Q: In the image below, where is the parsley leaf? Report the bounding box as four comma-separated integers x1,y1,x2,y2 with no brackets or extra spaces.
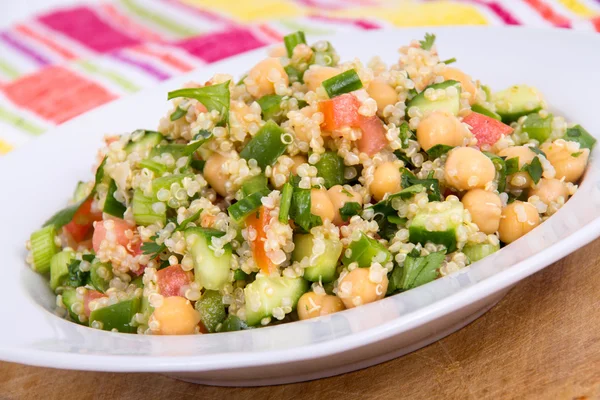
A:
563,125,596,150
483,152,507,193
339,202,361,222
168,80,231,123
170,106,187,121
529,147,546,158
441,57,456,65
419,33,436,50
521,156,543,184
505,157,520,175
64,259,91,288
426,144,454,159
401,169,441,201
141,240,166,258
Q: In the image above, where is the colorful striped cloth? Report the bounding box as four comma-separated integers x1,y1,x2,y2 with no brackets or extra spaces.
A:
1,0,599,155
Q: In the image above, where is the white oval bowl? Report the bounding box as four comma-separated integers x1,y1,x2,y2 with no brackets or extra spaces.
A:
1,27,599,387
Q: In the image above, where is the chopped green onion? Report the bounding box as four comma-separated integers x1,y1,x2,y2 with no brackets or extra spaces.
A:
167,80,231,123
284,65,303,84
241,174,269,198
240,120,288,169
310,41,337,67
283,31,307,58
322,69,363,98
50,250,74,291
170,106,187,121
279,182,293,223
441,57,456,65
228,190,269,223
256,94,283,122
30,225,59,274
315,151,345,188
563,124,596,150
103,179,127,218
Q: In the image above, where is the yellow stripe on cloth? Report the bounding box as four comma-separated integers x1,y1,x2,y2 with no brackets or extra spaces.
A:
556,0,599,17
333,2,488,27
180,0,304,22
0,139,13,154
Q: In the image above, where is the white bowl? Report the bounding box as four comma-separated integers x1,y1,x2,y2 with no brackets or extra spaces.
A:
1,27,599,387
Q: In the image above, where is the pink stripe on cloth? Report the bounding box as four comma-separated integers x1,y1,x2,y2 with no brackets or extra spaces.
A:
309,14,381,30
176,27,267,63
465,0,521,25
38,6,141,53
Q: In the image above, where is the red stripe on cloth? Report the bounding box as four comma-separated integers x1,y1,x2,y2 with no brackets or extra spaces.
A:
176,27,266,63
258,24,283,42
523,0,572,27
99,4,165,43
14,24,78,60
130,45,194,72
2,66,116,123
38,6,141,53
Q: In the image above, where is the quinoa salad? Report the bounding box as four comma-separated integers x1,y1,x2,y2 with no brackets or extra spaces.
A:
26,32,596,335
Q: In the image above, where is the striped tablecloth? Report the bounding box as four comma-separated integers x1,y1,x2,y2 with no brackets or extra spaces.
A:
1,0,599,155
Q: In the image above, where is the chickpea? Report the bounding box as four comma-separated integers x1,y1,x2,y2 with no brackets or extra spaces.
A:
416,111,469,151
303,66,341,92
367,78,397,112
498,201,541,244
290,155,306,175
297,292,345,320
338,268,388,309
246,57,288,98
269,155,307,188
461,189,502,234
371,162,402,202
529,178,569,205
327,185,363,225
444,147,496,191
150,296,200,335
311,188,335,223
268,45,286,58
203,153,228,197
541,140,589,183
498,146,536,189
441,67,478,104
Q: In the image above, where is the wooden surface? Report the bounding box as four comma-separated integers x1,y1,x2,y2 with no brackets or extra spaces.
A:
3,239,600,400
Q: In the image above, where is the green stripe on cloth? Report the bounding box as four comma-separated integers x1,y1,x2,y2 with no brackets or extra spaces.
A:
0,59,21,79
279,19,335,35
0,106,45,135
76,60,140,93
120,0,200,38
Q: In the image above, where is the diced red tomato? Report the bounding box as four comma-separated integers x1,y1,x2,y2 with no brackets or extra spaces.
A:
463,112,513,147
83,290,106,318
63,198,103,243
319,93,389,156
318,93,361,131
92,218,135,253
357,115,388,156
156,265,193,297
246,206,276,274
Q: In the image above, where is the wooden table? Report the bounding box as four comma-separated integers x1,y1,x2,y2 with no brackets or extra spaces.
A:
3,239,600,400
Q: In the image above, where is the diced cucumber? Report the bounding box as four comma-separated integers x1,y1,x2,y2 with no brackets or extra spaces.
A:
89,297,141,333
292,233,342,283
522,113,553,143
240,120,287,169
72,181,92,203
30,225,59,274
244,276,308,326
138,159,168,175
471,104,501,121
132,189,166,226
185,227,232,290
50,250,74,291
407,80,461,116
342,232,392,268
61,288,85,325
125,131,163,157
315,152,345,189
463,242,500,263
90,259,113,293
241,174,269,197
195,290,226,333
491,85,544,123
257,94,284,122
409,201,464,252
151,173,195,198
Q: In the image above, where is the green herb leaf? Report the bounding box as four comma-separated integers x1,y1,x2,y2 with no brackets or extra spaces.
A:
371,184,425,216
441,57,456,65
289,183,322,232
279,182,294,223
529,146,546,158
141,240,166,258
504,157,520,175
170,106,187,121
483,152,507,193
177,209,202,231
168,80,231,123
64,259,91,288
400,250,445,290
426,144,454,159
419,33,436,51
563,125,596,150
399,122,414,148
572,151,583,158
522,156,543,184
400,169,441,201
339,202,361,222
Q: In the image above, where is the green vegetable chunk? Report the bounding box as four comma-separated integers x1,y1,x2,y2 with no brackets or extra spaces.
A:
241,174,269,197
30,225,59,274
103,179,126,218
185,227,232,291
408,201,464,252
563,125,596,150
228,190,269,223
195,290,226,333
244,276,308,326
342,232,392,268
89,297,141,333
257,94,284,122
284,31,307,57
132,189,166,226
167,80,231,123
61,288,85,325
50,250,74,291
218,315,251,332
522,113,553,143
407,80,461,116
90,259,113,293
315,151,345,188
463,243,500,263
400,250,446,290
491,84,544,123
279,182,293,223
471,104,501,121
322,69,363,98
292,233,342,283
240,120,288,169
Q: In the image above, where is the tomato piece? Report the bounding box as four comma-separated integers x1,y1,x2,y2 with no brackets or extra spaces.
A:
84,290,106,318
319,93,361,131
92,219,135,253
156,265,193,297
63,198,102,242
246,206,275,274
357,115,389,156
464,111,513,146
